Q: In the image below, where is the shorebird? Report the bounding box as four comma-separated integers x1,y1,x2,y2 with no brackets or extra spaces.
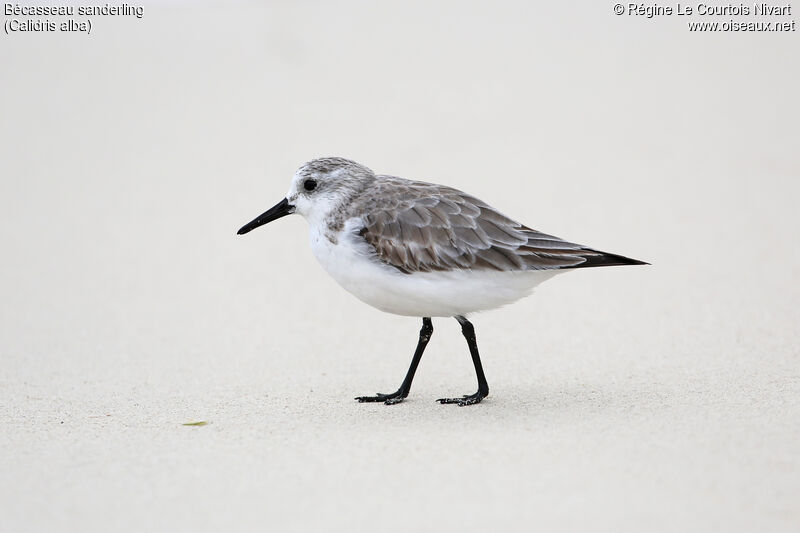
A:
238,157,646,406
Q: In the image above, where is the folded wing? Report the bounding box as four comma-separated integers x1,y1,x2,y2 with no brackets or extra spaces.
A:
353,177,646,274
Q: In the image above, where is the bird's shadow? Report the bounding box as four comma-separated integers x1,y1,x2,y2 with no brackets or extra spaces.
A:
339,380,672,425
476,381,672,421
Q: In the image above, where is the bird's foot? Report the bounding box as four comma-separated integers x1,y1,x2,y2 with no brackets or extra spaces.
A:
355,390,407,405
437,391,487,406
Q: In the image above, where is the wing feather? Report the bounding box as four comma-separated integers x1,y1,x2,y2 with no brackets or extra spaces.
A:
353,176,645,273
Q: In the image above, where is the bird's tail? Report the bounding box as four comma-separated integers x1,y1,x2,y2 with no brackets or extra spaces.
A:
574,249,649,268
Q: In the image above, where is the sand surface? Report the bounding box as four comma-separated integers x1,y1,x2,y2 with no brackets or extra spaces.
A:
1,2,798,531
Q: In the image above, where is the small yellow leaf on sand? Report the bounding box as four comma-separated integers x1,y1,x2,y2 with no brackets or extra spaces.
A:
182,421,208,426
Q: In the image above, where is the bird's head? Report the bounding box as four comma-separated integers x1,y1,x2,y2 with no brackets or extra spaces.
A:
237,157,374,235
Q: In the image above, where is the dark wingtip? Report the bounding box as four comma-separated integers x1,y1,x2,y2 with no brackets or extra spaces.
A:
574,251,650,269
615,257,649,266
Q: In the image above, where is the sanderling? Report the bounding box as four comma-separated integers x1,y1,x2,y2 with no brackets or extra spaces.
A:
238,157,647,406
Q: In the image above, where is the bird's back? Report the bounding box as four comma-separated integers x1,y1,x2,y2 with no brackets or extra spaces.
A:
347,175,646,275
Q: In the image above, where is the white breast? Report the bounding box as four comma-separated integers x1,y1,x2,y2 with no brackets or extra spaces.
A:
309,218,562,317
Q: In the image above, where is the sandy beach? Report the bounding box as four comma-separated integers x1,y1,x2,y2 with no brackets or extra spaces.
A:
1,2,798,531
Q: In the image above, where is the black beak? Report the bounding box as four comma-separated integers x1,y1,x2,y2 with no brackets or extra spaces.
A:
237,198,295,235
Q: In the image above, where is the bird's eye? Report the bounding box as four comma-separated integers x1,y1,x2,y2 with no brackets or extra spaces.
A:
304,179,317,191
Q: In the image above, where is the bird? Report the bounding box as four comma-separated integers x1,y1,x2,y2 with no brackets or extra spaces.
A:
237,157,647,406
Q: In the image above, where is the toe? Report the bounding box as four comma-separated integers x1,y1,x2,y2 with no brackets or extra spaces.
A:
384,397,404,405
355,395,384,402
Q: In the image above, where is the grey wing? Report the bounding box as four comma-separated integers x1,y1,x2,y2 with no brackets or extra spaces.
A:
355,179,645,274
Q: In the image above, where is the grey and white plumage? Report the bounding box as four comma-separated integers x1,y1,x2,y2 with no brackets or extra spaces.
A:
238,157,647,405
351,173,640,274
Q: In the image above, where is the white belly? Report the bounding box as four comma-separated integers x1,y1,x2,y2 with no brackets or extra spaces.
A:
309,224,561,318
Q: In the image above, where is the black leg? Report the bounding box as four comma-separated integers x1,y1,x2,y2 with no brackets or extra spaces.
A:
356,317,433,405
437,316,489,406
